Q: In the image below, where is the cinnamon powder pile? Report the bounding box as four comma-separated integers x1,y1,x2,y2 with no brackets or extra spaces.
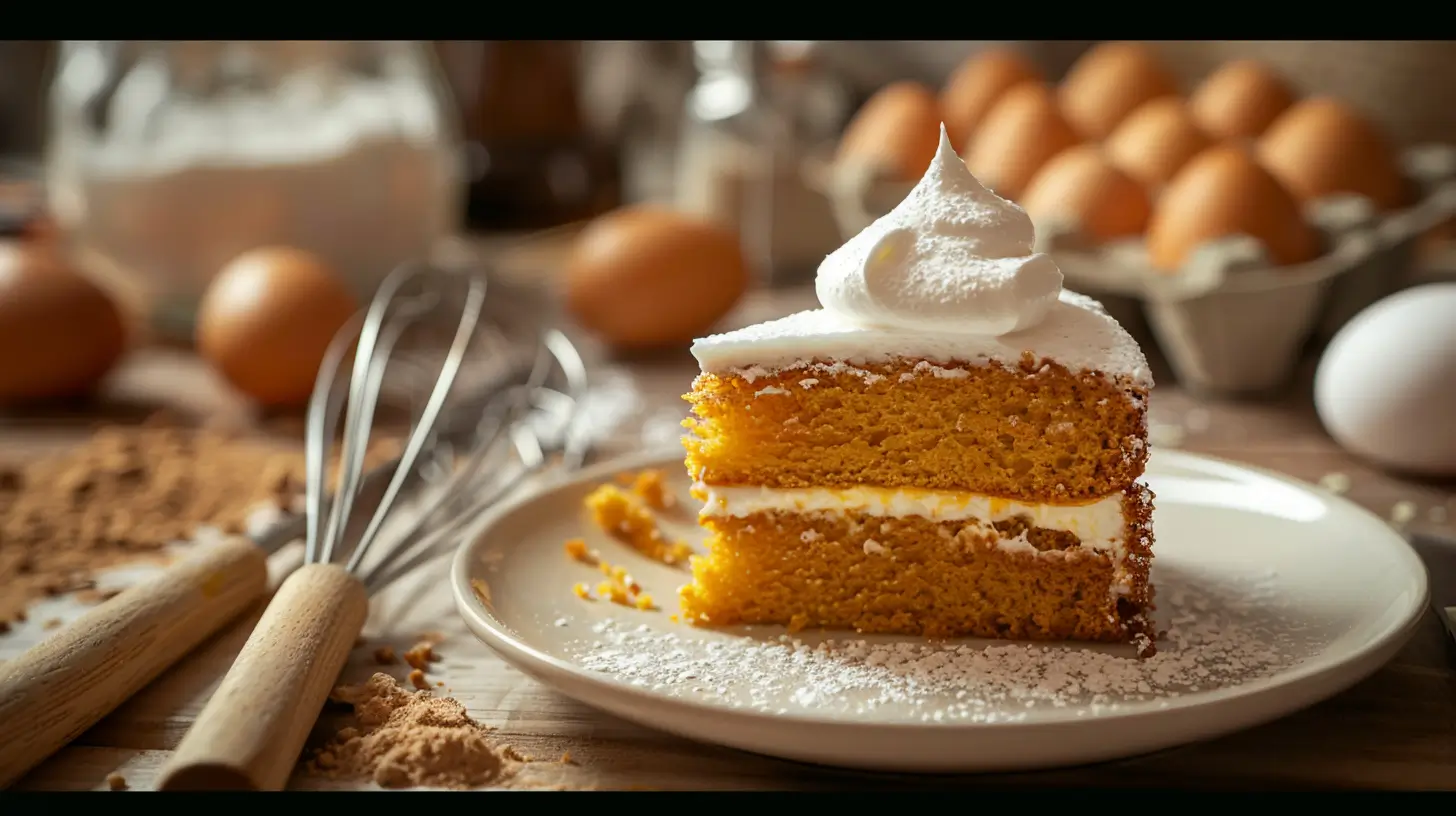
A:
0,420,308,625
308,673,524,789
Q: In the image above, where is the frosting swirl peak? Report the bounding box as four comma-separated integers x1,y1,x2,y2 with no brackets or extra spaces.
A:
816,124,1063,336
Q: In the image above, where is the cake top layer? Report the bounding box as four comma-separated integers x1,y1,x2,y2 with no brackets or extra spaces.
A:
692,124,1152,388
816,125,1063,337
691,290,1153,388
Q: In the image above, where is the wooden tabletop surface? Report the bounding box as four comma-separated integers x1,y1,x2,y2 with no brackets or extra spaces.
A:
3,261,1454,791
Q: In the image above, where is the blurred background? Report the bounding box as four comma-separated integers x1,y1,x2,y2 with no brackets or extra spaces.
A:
0,40,1453,478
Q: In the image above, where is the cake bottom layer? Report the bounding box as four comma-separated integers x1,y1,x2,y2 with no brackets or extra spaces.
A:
679,494,1154,649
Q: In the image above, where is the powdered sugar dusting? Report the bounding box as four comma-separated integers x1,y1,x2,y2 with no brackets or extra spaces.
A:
566,565,1316,723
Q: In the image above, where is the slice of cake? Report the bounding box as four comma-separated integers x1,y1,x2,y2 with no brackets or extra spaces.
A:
679,125,1156,654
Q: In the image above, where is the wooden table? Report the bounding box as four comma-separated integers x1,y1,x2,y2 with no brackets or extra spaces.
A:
3,276,1454,792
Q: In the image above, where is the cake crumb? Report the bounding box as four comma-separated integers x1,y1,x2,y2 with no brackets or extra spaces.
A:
308,673,523,790
106,772,127,791
403,640,438,671
43,618,62,631
373,647,397,666
596,580,630,605
407,669,430,690
628,469,676,510
563,538,595,564
584,484,693,566
560,752,575,765
599,562,641,594
581,556,654,610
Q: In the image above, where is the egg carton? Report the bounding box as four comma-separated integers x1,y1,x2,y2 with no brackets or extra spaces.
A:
820,145,1456,398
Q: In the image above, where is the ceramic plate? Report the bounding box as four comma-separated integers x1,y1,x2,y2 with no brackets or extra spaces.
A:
451,447,1428,773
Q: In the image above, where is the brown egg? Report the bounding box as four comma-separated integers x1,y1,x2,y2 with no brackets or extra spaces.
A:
0,240,127,404
1020,145,1152,244
196,246,359,408
966,82,1081,201
1257,96,1407,212
940,48,1043,150
1146,145,1320,272
836,81,943,182
1104,97,1214,191
1188,59,1296,141
564,206,750,352
1059,41,1179,141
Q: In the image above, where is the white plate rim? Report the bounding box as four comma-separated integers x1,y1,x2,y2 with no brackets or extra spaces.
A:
450,445,1430,735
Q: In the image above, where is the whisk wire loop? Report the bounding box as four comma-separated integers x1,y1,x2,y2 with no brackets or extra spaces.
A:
304,311,363,565
358,330,589,593
343,276,487,574
318,266,433,563
302,264,487,573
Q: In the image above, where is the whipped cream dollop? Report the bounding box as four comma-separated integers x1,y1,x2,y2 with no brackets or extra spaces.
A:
816,124,1064,336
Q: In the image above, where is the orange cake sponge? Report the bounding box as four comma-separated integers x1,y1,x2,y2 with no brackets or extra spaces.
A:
680,126,1157,653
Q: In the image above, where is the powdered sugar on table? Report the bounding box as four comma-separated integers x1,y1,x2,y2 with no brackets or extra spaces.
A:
564,565,1317,723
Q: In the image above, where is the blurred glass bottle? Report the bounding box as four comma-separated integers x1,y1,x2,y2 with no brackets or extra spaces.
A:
437,41,622,232
44,41,466,341
676,41,847,288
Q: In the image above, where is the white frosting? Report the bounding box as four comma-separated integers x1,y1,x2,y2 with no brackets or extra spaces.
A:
691,290,1152,388
816,126,1063,336
697,483,1127,554
690,124,1151,389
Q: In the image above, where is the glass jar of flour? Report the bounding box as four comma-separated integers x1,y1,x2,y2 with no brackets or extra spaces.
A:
44,41,465,340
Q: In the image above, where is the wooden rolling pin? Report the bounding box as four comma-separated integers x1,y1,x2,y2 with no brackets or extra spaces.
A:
156,563,369,791
0,536,272,788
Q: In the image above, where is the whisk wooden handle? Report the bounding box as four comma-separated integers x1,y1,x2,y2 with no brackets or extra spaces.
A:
0,536,268,789
157,563,368,791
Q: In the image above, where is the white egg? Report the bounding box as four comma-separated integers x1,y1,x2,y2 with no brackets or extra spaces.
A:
1314,283,1456,476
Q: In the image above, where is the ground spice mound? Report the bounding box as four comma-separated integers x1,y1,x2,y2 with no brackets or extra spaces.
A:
309,673,522,789
0,422,308,624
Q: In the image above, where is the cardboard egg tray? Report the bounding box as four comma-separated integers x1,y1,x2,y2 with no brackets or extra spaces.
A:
818,146,1456,398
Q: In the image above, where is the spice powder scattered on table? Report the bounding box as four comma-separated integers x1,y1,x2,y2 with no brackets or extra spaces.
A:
0,420,311,626
309,672,590,790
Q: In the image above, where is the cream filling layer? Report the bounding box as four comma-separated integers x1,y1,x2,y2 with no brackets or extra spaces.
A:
696,483,1127,552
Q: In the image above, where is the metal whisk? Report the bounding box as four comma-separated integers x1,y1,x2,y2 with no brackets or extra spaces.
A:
157,264,589,791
